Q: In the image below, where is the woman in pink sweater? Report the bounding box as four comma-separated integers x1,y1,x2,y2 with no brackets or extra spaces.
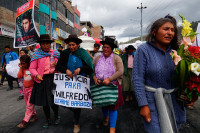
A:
29,34,60,128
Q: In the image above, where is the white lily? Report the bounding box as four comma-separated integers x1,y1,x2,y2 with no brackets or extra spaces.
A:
191,63,200,76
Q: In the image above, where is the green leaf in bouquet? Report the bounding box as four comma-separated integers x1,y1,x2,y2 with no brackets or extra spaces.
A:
196,92,200,97
189,30,199,40
177,44,185,57
177,60,188,90
185,88,188,93
179,14,185,21
187,91,193,100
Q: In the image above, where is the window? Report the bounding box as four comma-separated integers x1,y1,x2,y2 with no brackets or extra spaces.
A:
75,13,79,25
74,28,79,35
39,12,49,26
57,1,65,15
0,1,4,7
57,18,66,32
4,0,13,11
67,25,74,34
40,0,49,5
51,0,57,12
51,19,57,30
66,9,74,22
0,0,28,12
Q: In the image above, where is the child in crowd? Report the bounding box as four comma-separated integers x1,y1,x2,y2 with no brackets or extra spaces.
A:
17,49,28,101
17,55,37,128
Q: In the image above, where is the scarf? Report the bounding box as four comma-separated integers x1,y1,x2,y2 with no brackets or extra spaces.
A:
31,48,60,62
145,86,178,133
64,48,93,71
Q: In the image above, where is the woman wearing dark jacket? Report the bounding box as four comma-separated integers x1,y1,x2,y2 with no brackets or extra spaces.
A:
56,34,93,133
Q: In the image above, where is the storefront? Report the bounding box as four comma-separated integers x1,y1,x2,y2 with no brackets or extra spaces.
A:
0,23,18,66
55,28,69,49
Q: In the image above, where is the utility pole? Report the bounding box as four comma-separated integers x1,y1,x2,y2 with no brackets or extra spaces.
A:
137,3,147,41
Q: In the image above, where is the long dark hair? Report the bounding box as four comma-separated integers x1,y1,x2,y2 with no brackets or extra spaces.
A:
146,17,179,50
20,55,31,68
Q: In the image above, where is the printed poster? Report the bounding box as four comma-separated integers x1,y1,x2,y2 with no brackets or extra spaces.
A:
14,0,39,48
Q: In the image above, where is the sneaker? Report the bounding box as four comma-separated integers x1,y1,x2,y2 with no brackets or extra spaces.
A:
43,119,51,128
73,125,80,133
17,120,28,128
6,87,13,91
17,96,24,101
30,115,38,123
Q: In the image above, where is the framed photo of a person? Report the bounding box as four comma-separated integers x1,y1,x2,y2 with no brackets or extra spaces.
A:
14,0,39,48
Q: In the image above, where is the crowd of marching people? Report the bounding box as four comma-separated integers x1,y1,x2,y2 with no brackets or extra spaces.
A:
1,14,197,133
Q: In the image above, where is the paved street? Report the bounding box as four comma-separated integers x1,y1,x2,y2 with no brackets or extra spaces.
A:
0,82,200,133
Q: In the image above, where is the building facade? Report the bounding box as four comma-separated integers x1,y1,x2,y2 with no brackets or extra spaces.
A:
73,5,80,36
0,0,81,64
91,23,104,40
0,0,30,65
80,21,104,40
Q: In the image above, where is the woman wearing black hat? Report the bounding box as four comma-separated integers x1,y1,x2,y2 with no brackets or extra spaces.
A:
93,37,124,133
29,34,60,128
56,34,93,133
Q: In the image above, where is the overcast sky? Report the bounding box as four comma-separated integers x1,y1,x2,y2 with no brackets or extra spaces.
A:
72,0,200,43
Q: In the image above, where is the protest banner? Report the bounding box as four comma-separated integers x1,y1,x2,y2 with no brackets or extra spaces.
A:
54,73,92,109
6,59,20,78
14,0,39,48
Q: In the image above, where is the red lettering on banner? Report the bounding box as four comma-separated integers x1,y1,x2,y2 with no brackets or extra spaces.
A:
16,0,34,17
